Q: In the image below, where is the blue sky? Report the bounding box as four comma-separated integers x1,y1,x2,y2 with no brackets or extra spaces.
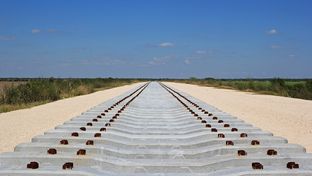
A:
0,0,311,78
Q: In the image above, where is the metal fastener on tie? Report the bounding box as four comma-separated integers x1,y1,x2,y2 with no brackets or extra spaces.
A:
238,150,247,156
27,161,39,169
62,162,73,170
60,139,68,145
47,148,57,155
77,149,86,155
267,149,277,156
252,162,263,169
86,140,94,145
251,140,260,145
287,162,299,169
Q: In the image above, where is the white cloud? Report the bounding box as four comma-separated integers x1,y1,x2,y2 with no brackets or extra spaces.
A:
184,59,190,64
267,28,278,35
0,35,16,41
31,28,61,34
195,50,206,54
289,54,296,58
148,57,166,65
158,42,174,48
148,56,172,65
271,45,281,49
32,29,41,34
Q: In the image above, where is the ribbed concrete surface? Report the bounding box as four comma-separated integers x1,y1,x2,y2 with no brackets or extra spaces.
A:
0,82,312,175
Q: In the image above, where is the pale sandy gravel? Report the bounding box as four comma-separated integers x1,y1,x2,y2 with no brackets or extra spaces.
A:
165,82,312,152
0,83,143,153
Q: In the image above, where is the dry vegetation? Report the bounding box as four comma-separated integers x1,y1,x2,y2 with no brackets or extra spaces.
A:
163,78,312,100
2,77,311,113
0,81,26,93
0,78,142,113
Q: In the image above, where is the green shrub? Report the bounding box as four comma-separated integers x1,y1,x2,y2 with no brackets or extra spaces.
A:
170,78,312,100
0,78,139,108
270,78,288,96
306,80,312,92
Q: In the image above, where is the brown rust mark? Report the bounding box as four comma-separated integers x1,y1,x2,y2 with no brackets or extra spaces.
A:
27,161,39,169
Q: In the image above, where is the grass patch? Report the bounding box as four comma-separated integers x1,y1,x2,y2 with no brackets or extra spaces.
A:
0,101,50,113
0,78,142,113
165,78,312,100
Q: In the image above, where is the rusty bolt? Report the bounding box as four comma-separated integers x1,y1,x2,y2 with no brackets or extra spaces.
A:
197,117,202,120
224,124,230,128
211,128,218,132
77,149,86,155
27,161,39,169
287,162,299,169
238,150,247,156
252,162,263,169
60,139,68,145
204,111,209,114
71,132,79,137
201,120,207,123
267,149,277,156
92,119,98,122
97,115,102,118
212,116,218,120
231,128,238,132
87,123,92,126
100,127,106,131
101,113,105,116
62,162,73,170
240,133,248,138
218,133,225,138
208,113,213,116
47,148,57,155
251,140,260,145
218,120,224,123
86,140,94,145
94,133,101,137
226,140,234,146
109,119,114,122
105,123,111,127
80,127,86,131
206,124,211,128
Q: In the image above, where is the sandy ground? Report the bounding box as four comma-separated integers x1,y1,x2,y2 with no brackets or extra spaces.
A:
0,83,142,153
1,81,312,154
165,82,312,152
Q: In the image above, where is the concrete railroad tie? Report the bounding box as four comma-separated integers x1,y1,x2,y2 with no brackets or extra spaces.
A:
0,82,312,175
